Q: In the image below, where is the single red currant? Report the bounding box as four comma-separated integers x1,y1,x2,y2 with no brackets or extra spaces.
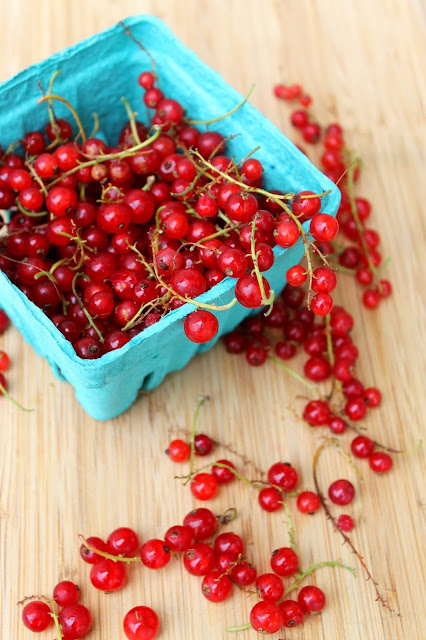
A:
201,571,233,602
270,547,299,577
183,508,217,540
53,580,79,607
184,543,216,576
351,435,375,459
164,525,193,552
58,604,91,639
328,479,355,505
250,601,283,634
167,439,190,462
255,573,284,602
337,514,355,532
107,527,140,558
22,601,52,632
190,473,218,500
123,606,160,640
90,558,127,591
140,539,170,569
369,451,393,473
298,585,326,612
297,491,321,514
279,599,305,627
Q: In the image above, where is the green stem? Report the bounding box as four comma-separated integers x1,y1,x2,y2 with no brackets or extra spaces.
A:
226,624,251,632
121,97,141,145
346,158,378,277
250,213,275,313
47,128,161,188
37,93,87,142
79,535,141,564
284,501,297,556
0,382,34,412
16,200,48,218
188,84,255,126
50,606,63,640
72,273,104,343
283,560,355,597
267,356,320,394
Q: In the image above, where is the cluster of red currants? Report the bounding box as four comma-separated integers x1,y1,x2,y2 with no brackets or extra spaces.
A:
79,507,337,636
21,581,91,639
223,282,394,474
274,81,392,309
0,65,340,359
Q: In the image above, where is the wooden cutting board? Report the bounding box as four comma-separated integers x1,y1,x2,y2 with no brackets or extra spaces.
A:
1,1,424,639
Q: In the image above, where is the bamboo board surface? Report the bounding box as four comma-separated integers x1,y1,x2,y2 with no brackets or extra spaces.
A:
1,1,425,639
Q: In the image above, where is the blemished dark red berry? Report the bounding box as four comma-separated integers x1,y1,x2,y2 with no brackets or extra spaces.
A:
212,459,236,484
298,585,326,612
22,601,52,632
369,451,393,473
164,525,193,552
123,605,160,640
328,479,355,505
202,571,233,602
256,573,284,602
250,601,284,634
194,433,213,456
184,542,216,576
279,599,305,627
80,536,108,564
53,580,80,607
58,604,92,639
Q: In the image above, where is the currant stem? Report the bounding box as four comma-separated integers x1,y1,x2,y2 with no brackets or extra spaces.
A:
250,213,275,313
79,535,141,564
283,501,298,557
283,560,355,597
47,128,161,188
72,273,104,343
313,439,400,616
346,157,378,277
226,623,251,632
187,395,209,484
267,355,321,393
121,97,142,145
0,382,34,412
37,94,87,143
188,84,255,126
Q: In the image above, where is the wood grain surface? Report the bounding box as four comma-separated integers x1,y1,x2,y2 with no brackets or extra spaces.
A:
1,1,425,639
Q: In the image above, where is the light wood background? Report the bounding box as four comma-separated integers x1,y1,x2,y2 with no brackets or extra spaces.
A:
1,1,425,639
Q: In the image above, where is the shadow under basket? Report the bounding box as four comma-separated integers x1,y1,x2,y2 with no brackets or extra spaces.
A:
0,15,340,420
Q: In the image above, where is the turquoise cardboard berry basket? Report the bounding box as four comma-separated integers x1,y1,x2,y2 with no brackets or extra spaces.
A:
0,15,340,420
